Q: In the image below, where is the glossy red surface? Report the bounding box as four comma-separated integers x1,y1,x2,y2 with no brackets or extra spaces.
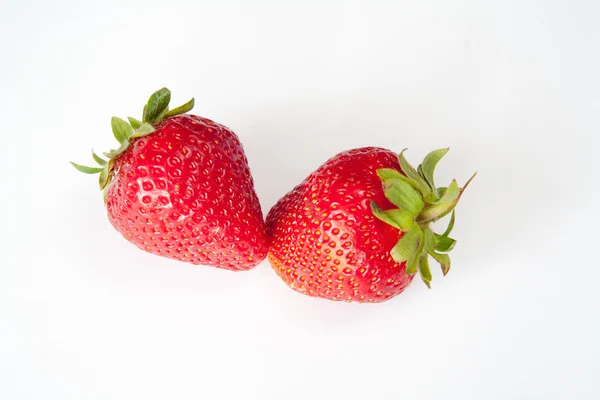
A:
266,147,415,302
106,115,267,270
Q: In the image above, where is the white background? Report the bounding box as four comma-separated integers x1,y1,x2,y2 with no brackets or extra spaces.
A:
1,1,598,399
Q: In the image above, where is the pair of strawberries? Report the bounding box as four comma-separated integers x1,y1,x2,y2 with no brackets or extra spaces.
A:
73,88,474,303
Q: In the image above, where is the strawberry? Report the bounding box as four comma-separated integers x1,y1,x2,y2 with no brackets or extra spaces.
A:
266,147,475,302
71,88,267,270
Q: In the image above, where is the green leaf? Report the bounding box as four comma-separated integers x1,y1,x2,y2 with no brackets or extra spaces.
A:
435,235,456,252
376,168,404,180
103,141,129,159
441,210,456,237
390,228,422,262
143,87,171,124
390,227,423,275
370,201,400,229
163,98,195,118
99,167,109,189
419,203,455,224
434,179,460,205
420,148,449,193
99,159,114,190
417,164,426,181
418,253,432,288
128,116,142,130
385,209,415,231
370,201,415,231
382,178,424,217
462,172,478,193
398,149,431,196
421,172,476,221
417,182,461,224
111,117,133,143
70,162,104,174
429,250,451,275
129,122,156,139
377,168,422,192
423,228,437,253
91,151,107,166
431,211,456,252
406,232,425,275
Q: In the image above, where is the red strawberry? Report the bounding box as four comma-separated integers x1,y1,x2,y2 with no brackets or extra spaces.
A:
266,147,475,302
72,88,267,270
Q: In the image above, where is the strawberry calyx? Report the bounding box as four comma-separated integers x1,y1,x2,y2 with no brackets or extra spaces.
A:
70,88,194,198
370,148,476,288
